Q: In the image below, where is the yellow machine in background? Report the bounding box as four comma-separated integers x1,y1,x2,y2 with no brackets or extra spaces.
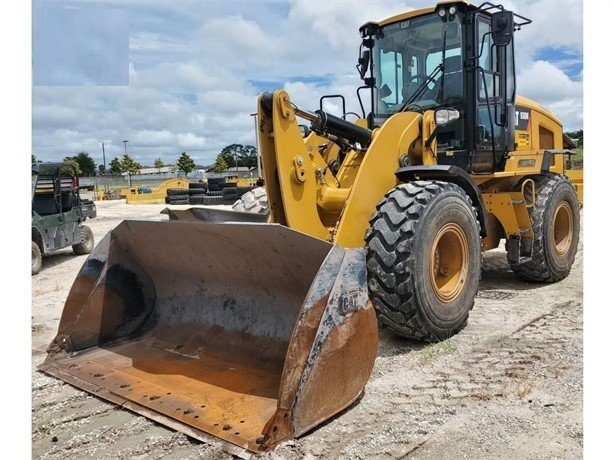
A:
124,178,190,204
40,1,582,455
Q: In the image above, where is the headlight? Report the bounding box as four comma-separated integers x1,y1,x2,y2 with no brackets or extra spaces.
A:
437,8,446,18
449,6,457,15
435,108,460,126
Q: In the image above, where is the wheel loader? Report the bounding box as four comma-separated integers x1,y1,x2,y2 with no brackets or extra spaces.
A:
39,1,582,455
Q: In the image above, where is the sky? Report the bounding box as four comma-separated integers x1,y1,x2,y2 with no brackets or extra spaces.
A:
29,0,584,169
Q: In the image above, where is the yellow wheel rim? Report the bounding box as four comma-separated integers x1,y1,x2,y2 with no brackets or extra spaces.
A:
553,201,573,256
430,223,469,303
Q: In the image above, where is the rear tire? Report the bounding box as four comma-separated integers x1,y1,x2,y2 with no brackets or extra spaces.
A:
509,174,580,282
32,241,42,275
365,181,481,342
72,225,95,255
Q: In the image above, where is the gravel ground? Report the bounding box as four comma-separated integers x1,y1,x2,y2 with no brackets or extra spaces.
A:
31,198,585,459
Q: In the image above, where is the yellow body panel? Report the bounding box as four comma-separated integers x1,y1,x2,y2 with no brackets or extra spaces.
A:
258,90,583,253
258,90,426,246
125,178,190,204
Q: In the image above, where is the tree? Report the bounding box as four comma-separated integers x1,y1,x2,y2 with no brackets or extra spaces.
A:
210,154,228,173
32,154,38,164
98,164,106,174
176,152,196,176
120,154,142,186
564,130,583,169
63,156,82,175
65,151,96,176
109,157,122,174
219,144,257,169
154,157,165,175
565,129,583,148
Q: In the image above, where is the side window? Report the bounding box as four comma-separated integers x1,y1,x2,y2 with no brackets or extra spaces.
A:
380,50,403,104
477,20,500,100
477,107,502,147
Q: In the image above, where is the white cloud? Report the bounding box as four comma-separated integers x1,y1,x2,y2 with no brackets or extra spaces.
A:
517,60,583,129
32,0,584,167
177,132,206,149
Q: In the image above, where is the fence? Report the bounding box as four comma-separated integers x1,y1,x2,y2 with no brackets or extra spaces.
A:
79,169,261,192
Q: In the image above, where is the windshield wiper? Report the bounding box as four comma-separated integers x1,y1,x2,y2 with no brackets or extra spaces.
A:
400,23,453,113
399,63,443,113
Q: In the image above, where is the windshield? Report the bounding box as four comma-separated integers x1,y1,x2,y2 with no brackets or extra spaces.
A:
373,12,464,118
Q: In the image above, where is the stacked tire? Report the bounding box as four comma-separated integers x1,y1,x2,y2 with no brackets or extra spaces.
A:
192,179,235,206
168,179,262,207
206,177,225,192
222,185,256,204
165,187,189,205
188,182,208,205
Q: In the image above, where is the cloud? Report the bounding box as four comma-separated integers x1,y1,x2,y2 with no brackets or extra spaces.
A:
517,60,583,129
32,0,584,167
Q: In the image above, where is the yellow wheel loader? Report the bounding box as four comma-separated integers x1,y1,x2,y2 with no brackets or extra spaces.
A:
39,1,582,455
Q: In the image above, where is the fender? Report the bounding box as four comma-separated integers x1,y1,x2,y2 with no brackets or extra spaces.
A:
395,165,487,237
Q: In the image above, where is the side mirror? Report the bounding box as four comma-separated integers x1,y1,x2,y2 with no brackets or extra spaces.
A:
491,10,514,46
357,50,370,79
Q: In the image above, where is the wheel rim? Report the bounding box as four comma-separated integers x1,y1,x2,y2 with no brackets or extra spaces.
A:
553,201,573,256
430,223,469,303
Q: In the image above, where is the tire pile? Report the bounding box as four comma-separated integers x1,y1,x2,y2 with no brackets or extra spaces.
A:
165,179,259,206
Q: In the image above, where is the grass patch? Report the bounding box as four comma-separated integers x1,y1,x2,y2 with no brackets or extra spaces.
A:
421,339,457,363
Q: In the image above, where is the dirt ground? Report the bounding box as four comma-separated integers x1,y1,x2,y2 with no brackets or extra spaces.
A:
31,198,584,459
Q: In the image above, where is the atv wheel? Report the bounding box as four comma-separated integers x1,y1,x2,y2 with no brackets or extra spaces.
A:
509,174,580,282
32,241,42,275
72,225,95,255
365,181,481,342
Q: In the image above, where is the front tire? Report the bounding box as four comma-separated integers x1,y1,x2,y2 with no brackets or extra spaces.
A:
365,181,482,342
72,225,95,255
509,174,580,282
32,241,42,275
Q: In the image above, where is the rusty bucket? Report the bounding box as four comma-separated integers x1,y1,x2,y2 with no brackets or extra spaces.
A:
39,220,378,454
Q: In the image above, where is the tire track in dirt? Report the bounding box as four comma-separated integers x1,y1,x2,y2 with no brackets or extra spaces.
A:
266,293,582,459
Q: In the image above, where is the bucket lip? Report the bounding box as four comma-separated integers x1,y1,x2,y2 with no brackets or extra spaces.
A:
122,218,336,248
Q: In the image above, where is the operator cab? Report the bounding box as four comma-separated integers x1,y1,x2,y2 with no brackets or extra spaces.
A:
357,1,530,174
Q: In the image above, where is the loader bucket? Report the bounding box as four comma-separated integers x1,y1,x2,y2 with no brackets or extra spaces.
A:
39,221,378,454
161,206,268,223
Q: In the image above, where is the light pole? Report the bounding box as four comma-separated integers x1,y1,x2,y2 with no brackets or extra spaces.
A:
123,140,129,156
101,142,106,174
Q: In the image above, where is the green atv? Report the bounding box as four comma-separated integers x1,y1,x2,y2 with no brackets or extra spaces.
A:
32,162,97,275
